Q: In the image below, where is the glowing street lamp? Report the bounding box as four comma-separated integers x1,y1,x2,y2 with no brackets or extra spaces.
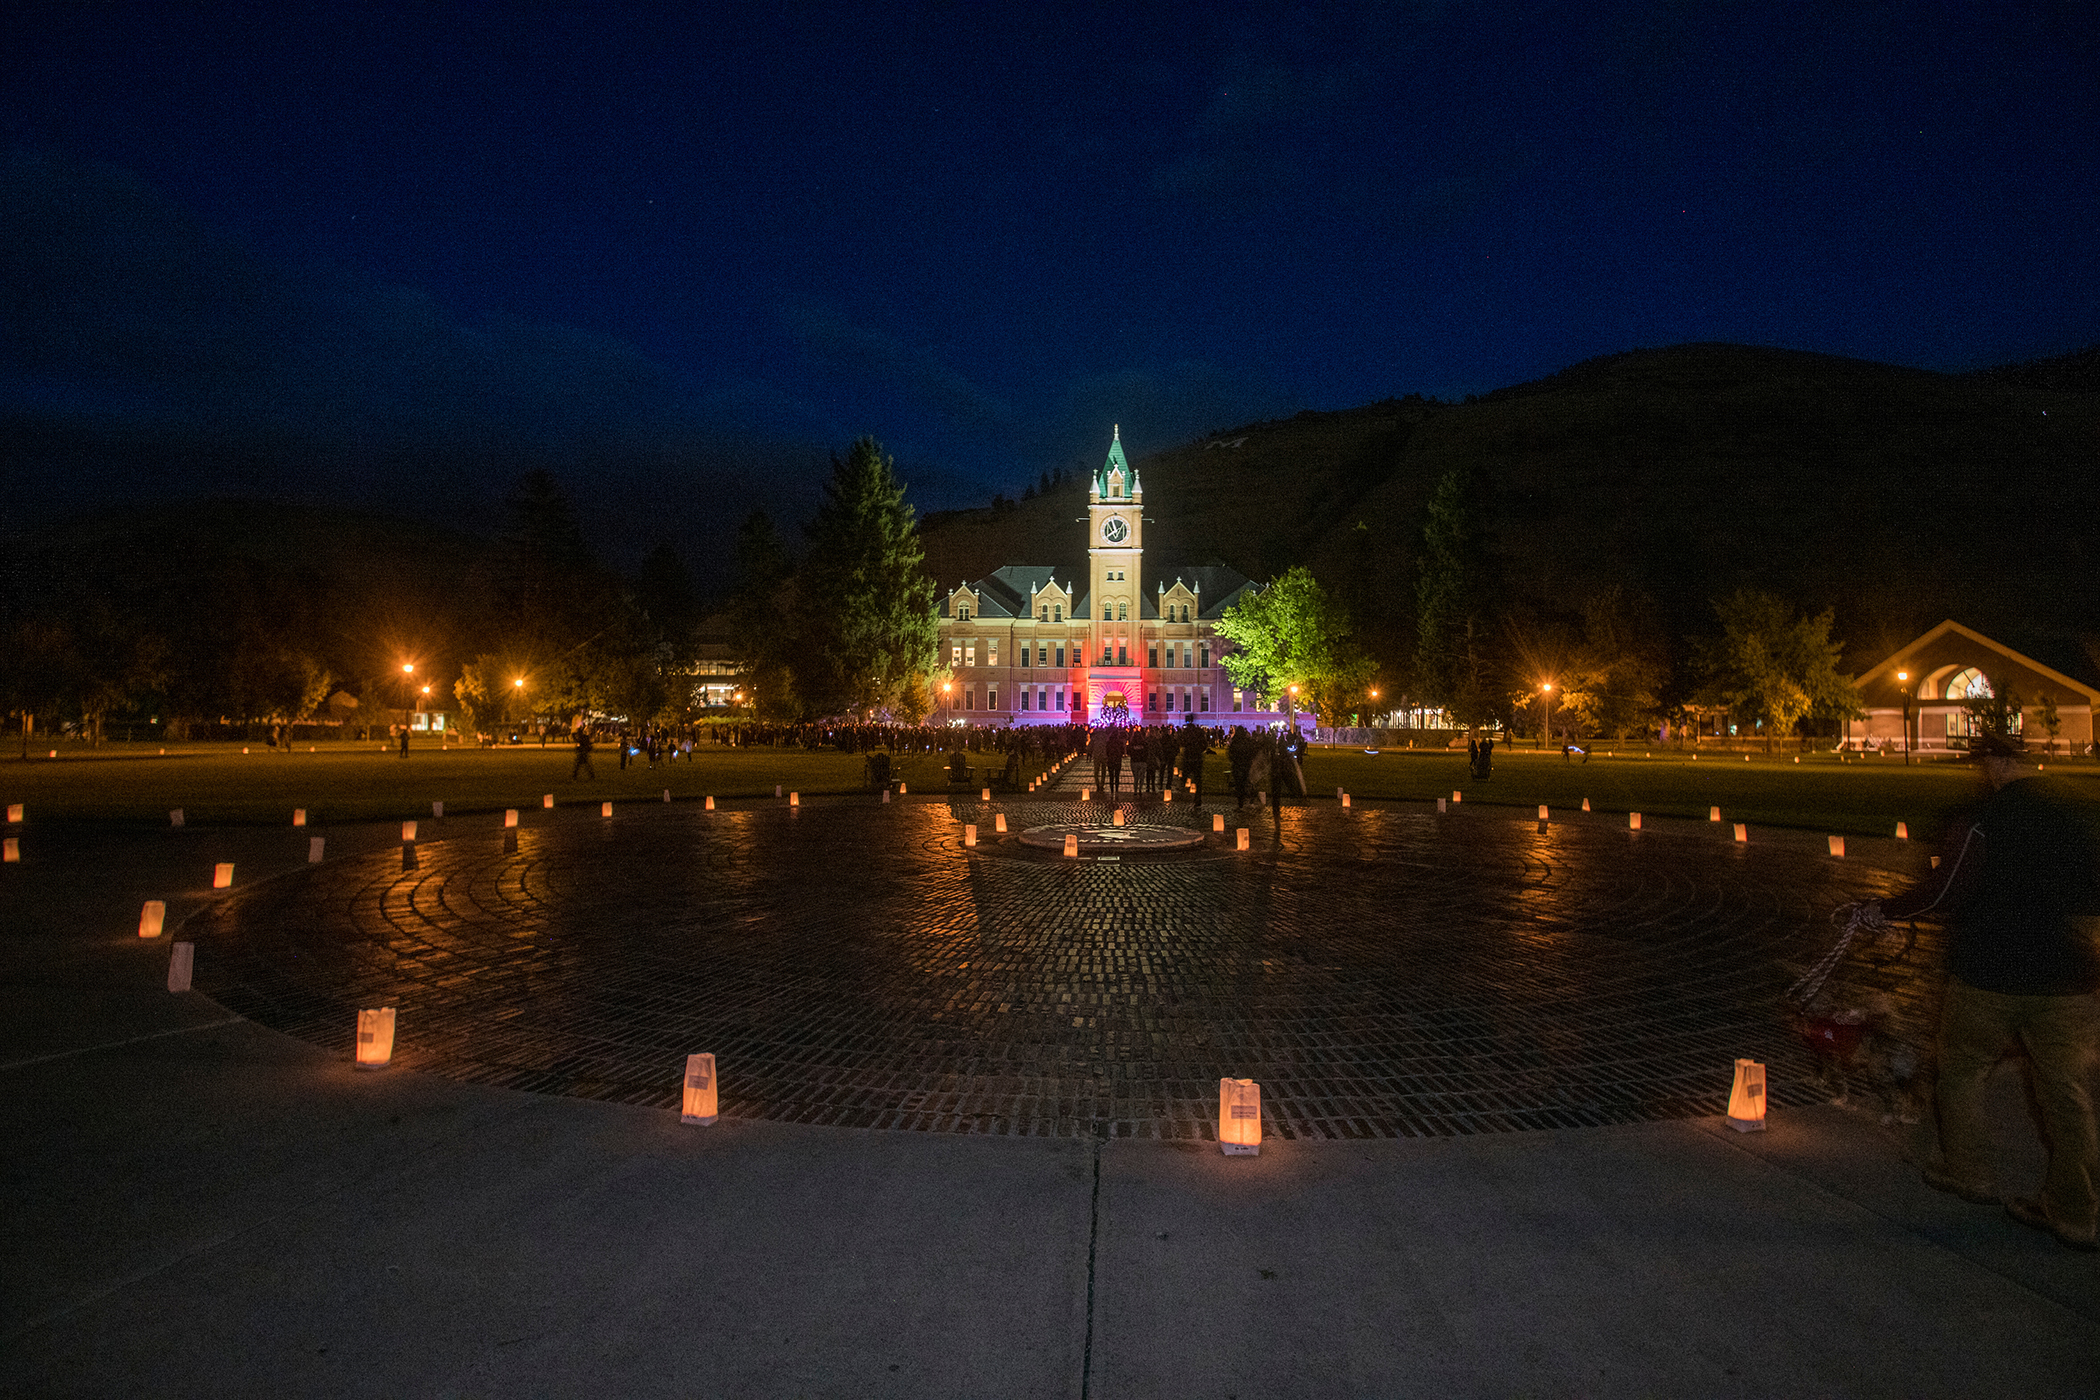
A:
1539,681,1554,750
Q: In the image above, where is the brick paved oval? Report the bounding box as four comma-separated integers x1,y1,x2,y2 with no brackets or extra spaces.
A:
187,804,1903,1140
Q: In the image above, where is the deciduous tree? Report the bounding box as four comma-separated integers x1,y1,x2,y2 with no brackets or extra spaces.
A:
1697,590,1859,752
1216,566,1375,726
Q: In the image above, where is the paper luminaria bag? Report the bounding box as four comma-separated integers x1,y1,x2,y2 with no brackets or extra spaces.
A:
682,1052,719,1125
1219,1077,1262,1155
356,1007,397,1069
1726,1058,1767,1131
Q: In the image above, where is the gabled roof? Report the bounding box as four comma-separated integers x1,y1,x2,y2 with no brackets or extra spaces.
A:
1861,620,2100,705
943,567,1077,619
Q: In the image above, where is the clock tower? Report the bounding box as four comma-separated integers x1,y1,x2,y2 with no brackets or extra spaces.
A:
1086,425,1142,686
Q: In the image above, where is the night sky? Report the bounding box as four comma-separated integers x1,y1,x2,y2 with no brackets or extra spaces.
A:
6,2,2097,553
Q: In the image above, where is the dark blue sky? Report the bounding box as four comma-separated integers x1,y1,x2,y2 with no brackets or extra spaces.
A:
5,1,2096,532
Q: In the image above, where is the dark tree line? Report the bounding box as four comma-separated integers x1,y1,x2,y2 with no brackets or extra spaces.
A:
0,472,708,745
1397,466,1860,745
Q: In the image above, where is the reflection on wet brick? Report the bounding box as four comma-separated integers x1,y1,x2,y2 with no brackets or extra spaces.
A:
189,802,1903,1139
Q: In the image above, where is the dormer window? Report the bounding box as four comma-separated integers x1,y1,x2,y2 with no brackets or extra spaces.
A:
1039,606,1048,620
1054,604,1062,622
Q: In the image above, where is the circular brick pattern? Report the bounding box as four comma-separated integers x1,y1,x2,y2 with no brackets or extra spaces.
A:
188,802,1903,1140
1014,822,1208,853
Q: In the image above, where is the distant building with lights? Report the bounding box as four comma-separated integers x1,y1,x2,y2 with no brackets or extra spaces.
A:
934,427,1287,727
1845,620,2098,754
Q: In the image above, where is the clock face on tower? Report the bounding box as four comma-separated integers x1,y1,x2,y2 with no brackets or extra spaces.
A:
1101,516,1129,544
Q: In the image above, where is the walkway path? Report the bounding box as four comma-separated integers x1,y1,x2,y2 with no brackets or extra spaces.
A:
3,799,2093,1397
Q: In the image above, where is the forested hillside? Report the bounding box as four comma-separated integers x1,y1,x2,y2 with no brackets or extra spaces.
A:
920,343,2100,685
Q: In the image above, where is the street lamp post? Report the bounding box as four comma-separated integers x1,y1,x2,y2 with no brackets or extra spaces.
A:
1539,682,1553,749
1897,669,1913,766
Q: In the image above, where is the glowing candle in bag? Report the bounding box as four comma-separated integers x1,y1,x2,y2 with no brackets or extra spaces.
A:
1628,812,1642,830
355,1007,396,1069
1734,823,1747,843
401,820,417,842
995,813,1007,833
1827,835,1845,858
212,862,234,888
504,809,519,828
138,900,166,938
542,794,554,808
293,808,306,826
602,801,613,818
1726,1059,1766,1132
681,1052,719,1125
1219,1078,1262,1155
1237,828,1250,851
1064,833,1079,858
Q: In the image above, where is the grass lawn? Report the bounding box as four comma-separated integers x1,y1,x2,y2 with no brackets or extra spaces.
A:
0,739,1041,826
1272,746,2100,840
6,738,2093,837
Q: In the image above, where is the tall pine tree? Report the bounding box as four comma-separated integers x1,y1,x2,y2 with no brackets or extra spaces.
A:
1413,467,1498,731
794,438,939,718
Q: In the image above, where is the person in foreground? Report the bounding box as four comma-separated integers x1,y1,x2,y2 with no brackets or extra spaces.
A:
1868,732,2100,1252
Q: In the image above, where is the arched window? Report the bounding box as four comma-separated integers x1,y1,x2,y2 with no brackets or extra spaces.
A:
1945,668,1992,701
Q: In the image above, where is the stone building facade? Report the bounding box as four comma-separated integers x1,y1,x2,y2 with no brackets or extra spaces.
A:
933,428,1283,727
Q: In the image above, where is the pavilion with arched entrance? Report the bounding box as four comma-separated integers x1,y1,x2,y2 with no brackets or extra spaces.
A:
1844,620,2098,755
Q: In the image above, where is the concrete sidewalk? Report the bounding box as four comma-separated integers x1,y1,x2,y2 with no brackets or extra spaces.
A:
3,818,2095,1398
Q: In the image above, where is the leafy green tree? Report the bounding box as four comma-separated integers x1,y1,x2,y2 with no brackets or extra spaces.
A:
2036,694,2062,754
793,437,940,719
1556,585,1670,740
1216,566,1376,726
455,655,536,738
727,509,802,721
1697,590,1859,752
1413,468,1499,732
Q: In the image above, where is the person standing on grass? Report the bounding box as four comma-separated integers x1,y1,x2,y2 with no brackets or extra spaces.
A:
398,724,410,758
1870,731,2100,1252
572,725,596,781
